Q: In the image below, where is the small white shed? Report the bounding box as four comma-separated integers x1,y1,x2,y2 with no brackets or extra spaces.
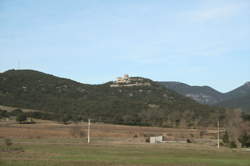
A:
149,136,163,144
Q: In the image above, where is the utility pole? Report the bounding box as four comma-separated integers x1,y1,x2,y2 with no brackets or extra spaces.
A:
217,120,220,149
88,119,91,144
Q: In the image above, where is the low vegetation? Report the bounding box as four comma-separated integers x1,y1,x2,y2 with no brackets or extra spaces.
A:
1,142,250,166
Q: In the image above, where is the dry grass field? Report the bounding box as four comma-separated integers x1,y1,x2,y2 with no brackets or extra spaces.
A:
0,119,217,142
0,119,250,166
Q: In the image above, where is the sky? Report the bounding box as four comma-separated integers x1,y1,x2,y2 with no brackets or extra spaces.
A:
0,0,249,92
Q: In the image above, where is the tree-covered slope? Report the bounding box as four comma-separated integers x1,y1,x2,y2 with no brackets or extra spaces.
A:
217,94,250,112
159,81,250,112
159,82,224,105
223,82,250,101
0,69,225,127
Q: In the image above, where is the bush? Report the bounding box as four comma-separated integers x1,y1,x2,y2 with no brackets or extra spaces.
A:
229,141,237,148
61,114,72,125
145,137,150,143
0,110,9,118
238,132,250,148
11,109,23,116
222,131,230,144
16,113,27,123
186,139,192,143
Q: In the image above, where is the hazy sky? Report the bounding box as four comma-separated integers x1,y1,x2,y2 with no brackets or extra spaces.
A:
1,0,249,92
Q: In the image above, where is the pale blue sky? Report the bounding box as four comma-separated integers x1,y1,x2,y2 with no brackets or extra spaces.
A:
0,0,249,92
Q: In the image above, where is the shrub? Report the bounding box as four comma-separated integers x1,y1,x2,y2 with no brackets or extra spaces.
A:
61,114,72,125
222,131,230,144
186,139,192,143
11,109,23,116
16,113,27,123
0,110,9,118
229,141,237,148
145,137,150,143
238,132,250,148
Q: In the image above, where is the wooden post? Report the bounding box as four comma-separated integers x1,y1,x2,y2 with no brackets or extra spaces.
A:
88,119,91,144
217,120,220,149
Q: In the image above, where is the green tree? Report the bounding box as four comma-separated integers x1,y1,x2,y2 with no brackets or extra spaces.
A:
229,141,237,148
11,109,23,116
222,131,230,144
16,113,27,123
61,114,71,125
238,132,250,148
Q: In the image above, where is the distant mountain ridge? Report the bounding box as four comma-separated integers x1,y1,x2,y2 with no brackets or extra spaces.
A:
159,82,224,105
223,82,250,100
159,81,250,112
0,69,225,127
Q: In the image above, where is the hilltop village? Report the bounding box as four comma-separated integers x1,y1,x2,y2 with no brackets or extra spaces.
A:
110,74,151,87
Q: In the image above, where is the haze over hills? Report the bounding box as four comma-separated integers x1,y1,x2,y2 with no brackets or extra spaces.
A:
159,81,250,112
0,69,225,127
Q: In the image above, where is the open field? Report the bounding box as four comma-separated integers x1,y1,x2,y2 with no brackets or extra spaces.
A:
0,119,217,140
0,120,250,166
1,139,250,166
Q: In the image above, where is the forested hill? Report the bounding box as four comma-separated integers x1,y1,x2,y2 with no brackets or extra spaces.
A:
159,81,250,112
0,69,225,127
159,82,224,105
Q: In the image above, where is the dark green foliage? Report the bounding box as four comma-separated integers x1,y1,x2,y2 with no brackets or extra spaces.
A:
159,82,224,105
16,113,27,123
0,109,9,118
25,111,55,120
229,141,237,148
238,132,250,148
223,82,250,101
215,83,250,112
61,114,72,124
222,131,240,148
0,69,227,127
11,109,23,116
0,109,55,121
241,113,250,121
217,94,250,112
222,131,230,144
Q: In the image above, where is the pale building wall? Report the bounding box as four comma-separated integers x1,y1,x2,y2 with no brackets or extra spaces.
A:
149,136,163,144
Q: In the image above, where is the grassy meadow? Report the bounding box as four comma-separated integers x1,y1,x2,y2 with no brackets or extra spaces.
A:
0,120,250,166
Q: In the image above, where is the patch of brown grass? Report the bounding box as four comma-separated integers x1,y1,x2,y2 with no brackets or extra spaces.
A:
0,120,218,144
